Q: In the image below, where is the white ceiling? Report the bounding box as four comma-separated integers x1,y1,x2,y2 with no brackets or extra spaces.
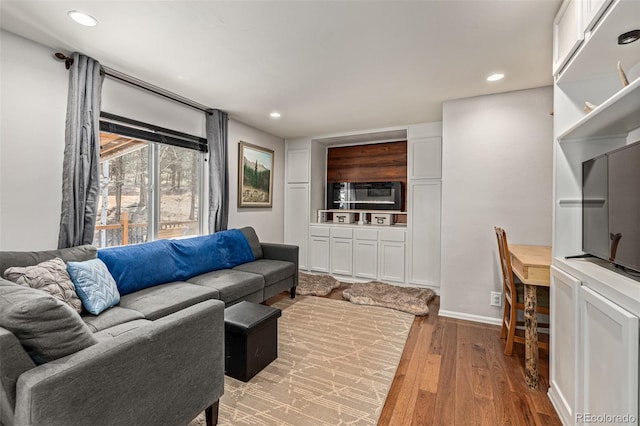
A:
0,1,560,139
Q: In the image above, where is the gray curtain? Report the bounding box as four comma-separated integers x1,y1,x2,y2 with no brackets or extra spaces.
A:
58,53,105,248
206,109,229,233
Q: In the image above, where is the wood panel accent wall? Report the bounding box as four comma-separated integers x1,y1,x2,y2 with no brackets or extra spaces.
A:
327,141,407,219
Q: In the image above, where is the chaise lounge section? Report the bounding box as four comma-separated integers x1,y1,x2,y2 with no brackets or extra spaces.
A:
0,226,298,426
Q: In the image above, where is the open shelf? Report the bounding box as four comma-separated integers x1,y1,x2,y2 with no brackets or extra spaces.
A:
558,76,640,141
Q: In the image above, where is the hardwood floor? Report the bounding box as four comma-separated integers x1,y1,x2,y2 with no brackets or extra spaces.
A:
276,283,561,426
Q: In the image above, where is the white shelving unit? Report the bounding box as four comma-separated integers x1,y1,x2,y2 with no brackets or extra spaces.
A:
550,0,640,424
558,77,640,141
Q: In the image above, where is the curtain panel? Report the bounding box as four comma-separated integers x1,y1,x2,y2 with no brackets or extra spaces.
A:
58,53,105,248
206,109,229,233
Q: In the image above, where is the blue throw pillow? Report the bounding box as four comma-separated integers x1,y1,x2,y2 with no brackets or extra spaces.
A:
67,259,120,315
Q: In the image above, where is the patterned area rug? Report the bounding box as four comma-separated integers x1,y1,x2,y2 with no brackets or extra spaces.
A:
189,296,413,426
296,271,341,296
343,281,436,316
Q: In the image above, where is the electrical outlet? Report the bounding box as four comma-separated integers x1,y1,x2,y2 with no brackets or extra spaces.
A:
490,291,502,307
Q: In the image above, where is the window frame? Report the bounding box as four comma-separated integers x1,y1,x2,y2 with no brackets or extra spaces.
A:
97,112,207,245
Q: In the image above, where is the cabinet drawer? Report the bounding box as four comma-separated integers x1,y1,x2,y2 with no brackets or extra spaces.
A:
331,227,353,239
355,228,378,241
310,226,330,237
379,229,406,242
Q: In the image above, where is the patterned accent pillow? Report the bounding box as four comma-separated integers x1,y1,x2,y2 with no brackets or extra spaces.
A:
67,258,120,315
4,257,82,313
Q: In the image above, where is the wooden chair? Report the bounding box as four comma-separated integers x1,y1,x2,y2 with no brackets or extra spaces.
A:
494,226,550,356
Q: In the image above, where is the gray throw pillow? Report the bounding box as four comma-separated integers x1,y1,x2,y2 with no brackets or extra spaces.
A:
4,257,82,313
0,278,97,364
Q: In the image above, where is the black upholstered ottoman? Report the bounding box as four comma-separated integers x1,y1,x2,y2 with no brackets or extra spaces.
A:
224,301,282,382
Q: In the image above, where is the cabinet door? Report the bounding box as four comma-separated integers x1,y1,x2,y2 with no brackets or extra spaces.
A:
286,149,309,183
408,181,441,288
354,239,378,280
553,0,584,75
549,266,580,426
379,241,405,283
582,0,613,32
409,137,442,179
331,237,353,276
284,184,309,270
579,286,639,424
309,236,330,273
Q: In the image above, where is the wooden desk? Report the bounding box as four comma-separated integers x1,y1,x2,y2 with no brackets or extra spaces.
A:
508,244,551,390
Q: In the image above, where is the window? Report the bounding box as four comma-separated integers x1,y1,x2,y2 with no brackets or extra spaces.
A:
94,114,206,247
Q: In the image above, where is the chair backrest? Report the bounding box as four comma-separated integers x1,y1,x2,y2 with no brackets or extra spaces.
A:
494,226,516,301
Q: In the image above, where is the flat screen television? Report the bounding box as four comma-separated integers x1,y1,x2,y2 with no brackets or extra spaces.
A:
582,140,640,274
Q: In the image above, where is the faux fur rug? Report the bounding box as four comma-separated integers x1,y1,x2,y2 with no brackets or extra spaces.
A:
343,281,436,315
296,272,341,296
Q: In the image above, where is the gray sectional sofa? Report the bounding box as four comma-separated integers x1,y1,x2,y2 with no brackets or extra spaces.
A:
0,226,298,426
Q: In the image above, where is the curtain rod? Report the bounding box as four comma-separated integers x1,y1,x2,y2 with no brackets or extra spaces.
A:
54,52,212,113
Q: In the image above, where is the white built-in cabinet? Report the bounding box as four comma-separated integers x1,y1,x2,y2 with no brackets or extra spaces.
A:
309,226,330,273
549,266,580,425
285,123,441,289
284,148,310,270
579,285,638,423
407,125,442,290
308,224,406,283
550,2,640,423
354,229,378,280
550,262,639,426
378,229,406,283
330,227,353,276
285,184,309,270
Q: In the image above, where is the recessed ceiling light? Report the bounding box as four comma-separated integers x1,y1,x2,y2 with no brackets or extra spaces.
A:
67,10,98,27
618,29,640,45
487,73,505,82
270,112,281,119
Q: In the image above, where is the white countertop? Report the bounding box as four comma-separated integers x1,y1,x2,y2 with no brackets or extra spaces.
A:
553,257,640,316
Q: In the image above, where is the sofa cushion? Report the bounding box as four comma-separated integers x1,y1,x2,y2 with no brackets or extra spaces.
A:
98,229,255,295
233,259,296,287
0,278,97,364
0,245,96,277
118,282,219,320
82,307,146,333
239,226,263,259
4,257,82,313
67,259,120,315
187,269,264,304
93,319,151,342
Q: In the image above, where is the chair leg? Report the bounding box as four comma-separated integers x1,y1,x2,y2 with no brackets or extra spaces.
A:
290,286,296,298
504,307,517,356
500,302,509,339
205,401,219,426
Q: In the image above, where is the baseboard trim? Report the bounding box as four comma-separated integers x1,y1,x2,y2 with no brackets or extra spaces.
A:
547,386,571,426
438,309,502,326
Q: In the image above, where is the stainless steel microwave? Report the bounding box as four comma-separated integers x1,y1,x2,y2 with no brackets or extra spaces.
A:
327,182,402,210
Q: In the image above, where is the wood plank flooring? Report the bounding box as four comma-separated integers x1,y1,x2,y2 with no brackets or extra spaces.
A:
274,283,561,426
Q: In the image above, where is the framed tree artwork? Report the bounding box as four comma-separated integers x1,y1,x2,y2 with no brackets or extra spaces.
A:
238,141,274,208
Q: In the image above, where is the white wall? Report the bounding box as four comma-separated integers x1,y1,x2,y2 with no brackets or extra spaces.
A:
227,120,285,243
0,31,68,250
0,30,285,250
440,86,553,323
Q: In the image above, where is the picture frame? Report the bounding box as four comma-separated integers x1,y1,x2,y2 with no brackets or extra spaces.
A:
238,141,274,208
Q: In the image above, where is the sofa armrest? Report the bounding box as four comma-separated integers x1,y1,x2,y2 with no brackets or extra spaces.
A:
14,300,225,426
0,327,35,426
261,243,299,287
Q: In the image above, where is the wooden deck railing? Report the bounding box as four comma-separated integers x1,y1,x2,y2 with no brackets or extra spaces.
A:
94,212,198,247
